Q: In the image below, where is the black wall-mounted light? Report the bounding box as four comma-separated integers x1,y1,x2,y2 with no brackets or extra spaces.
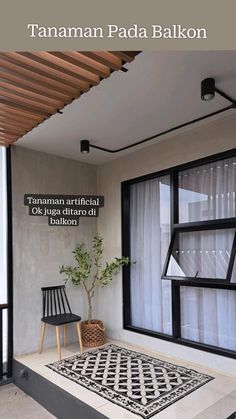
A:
80,78,235,155
201,78,215,101
80,140,90,154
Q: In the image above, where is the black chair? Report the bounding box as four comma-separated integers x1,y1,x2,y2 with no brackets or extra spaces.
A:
39,285,82,360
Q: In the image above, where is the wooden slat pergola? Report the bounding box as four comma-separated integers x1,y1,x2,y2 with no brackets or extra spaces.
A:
0,51,140,147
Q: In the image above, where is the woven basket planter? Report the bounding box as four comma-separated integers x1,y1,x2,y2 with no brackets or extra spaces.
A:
81,320,105,347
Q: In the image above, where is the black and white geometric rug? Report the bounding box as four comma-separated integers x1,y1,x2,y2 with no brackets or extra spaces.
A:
47,344,213,418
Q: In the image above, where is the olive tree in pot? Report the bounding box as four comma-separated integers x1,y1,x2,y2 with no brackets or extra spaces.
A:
60,233,130,347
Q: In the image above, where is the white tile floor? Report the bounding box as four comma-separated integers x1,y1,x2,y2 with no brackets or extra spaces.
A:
15,340,236,419
0,383,55,419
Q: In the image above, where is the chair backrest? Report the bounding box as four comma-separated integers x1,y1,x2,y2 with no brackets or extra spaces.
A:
41,285,72,317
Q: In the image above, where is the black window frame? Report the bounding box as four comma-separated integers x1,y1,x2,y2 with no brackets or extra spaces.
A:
122,148,236,359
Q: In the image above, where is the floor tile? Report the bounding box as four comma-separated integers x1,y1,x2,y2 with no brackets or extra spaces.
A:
194,389,236,418
0,384,54,418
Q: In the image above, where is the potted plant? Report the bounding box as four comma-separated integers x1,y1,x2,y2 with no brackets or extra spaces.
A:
60,232,130,347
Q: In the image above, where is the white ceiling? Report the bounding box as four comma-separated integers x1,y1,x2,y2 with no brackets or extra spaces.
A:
18,51,236,165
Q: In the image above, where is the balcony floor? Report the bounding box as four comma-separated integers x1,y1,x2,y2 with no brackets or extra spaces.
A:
0,383,55,418
15,340,236,419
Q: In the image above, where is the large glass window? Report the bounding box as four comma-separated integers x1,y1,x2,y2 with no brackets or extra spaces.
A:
130,176,172,334
123,150,236,357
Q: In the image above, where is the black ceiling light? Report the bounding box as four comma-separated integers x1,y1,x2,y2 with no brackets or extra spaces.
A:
201,78,215,101
80,140,90,154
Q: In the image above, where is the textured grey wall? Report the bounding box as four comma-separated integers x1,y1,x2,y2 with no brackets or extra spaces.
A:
12,147,97,356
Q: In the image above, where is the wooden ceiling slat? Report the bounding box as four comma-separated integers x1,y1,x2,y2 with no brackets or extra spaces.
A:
0,114,38,127
0,128,29,138
0,134,19,141
0,55,82,96
0,70,72,103
0,127,28,137
81,52,122,70
0,132,16,138
53,52,110,78
0,79,63,107
28,51,100,84
109,51,140,62
0,122,29,132
0,103,46,121
2,52,91,92
0,120,34,131
0,50,139,147
0,125,32,136
0,99,50,118
0,133,17,141
0,88,58,113
0,115,38,130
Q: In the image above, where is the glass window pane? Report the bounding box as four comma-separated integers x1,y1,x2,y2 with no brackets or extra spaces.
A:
0,147,7,304
181,286,236,351
179,156,236,223
166,228,235,280
3,310,8,364
130,175,172,334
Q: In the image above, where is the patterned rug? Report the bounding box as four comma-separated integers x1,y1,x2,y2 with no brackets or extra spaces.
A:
47,344,213,418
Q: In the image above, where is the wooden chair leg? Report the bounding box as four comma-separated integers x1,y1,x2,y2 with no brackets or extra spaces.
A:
77,321,83,352
39,322,46,354
64,324,67,347
56,326,61,360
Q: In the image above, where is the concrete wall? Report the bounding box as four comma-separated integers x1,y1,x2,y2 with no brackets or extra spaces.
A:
12,147,97,355
96,114,236,376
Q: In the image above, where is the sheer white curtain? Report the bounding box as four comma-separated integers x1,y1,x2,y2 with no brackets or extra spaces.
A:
130,176,172,334
181,287,236,350
179,156,236,350
0,146,8,362
179,157,236,223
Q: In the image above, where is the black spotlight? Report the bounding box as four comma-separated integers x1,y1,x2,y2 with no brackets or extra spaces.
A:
80,140,90,154
201,78,215,101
